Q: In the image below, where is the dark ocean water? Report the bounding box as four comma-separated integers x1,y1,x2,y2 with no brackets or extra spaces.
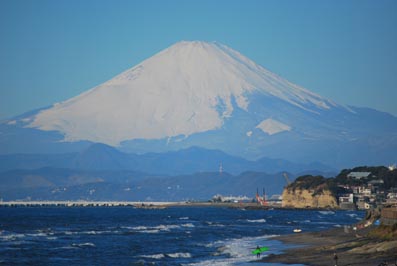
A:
0,207,364,266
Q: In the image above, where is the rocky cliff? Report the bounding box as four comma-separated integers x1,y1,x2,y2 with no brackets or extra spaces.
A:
281,187,338,208
281,175,338,208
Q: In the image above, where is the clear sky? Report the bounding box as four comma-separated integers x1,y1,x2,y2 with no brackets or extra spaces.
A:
1,0,396,120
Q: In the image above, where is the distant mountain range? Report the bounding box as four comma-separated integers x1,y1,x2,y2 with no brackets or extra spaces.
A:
0,167,289,202
0,144,338,201
0,143,335,175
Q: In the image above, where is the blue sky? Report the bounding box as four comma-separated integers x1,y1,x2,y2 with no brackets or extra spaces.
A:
1,0,396,119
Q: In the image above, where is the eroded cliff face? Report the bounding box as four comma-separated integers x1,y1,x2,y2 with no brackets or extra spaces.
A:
281,188,338,208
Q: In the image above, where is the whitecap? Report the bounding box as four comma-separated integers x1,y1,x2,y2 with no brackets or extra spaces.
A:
27,232,49,237
179,217,189,220
82,230,113,235
128,226,148,231
181,223,195,228
140,229,161,234
72,242,95,248
129,224,181,233
0,233,26,241
247,219,266,223
154,224,180,231
140,254,165,259
319,211,335,215
167,252,191,258
209,224,225,227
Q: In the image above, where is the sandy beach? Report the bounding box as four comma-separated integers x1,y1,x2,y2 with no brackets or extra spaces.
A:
259,225,397,266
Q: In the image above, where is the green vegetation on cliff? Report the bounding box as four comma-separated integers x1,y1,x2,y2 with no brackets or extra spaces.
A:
335,166,397,189
287,175,338,196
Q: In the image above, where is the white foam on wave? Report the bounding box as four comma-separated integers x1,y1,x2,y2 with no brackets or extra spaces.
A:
83,230,114,235
210,224,225,227
62,229,116,236
318,211,335,215
140,254,165,259
0,232,26,242
124,223,191,234
179,217,190,220
72,242,96,248
246,219,266,223
186,235,280,266
205,221,225,227
167,252,192,258
181,223,195,228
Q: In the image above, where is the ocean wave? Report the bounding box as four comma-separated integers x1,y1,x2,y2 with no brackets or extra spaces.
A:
210,224,225,227
186,235,279,266
72,242,96,248
179,217,189,220
219,235,276,255
181,223,195,228
246,219,266,223
82,230,114,235
204,221,225,227
63,230,109,236
318,211,335,215
141,229,161,234
125,224,189,233
167,252,191,258
140,253,165,259
0,232,26,242
52,246,79,250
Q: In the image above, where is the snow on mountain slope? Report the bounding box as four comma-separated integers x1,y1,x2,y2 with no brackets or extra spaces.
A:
256,118,291,135
28,41,337,146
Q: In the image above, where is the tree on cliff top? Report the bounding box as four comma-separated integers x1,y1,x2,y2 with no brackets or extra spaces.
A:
287,174,341,197
335,166,397,190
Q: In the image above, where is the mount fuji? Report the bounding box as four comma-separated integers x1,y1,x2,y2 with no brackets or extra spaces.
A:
1,41,397,168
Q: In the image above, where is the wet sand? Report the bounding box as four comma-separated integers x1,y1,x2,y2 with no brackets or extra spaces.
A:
259,226,397,266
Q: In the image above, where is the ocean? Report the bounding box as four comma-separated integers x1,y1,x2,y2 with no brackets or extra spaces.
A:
0,206,364,266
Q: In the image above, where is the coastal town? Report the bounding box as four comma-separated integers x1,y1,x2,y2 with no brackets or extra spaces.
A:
337,164,397,211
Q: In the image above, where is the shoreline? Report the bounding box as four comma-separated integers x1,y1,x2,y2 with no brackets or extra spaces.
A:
259,226,397,266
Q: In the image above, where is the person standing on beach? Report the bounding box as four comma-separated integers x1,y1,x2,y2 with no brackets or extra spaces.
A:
333,252,338,266
256,246,261,258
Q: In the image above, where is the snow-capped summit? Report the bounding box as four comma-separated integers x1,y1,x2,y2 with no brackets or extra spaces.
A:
28,41,336,146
